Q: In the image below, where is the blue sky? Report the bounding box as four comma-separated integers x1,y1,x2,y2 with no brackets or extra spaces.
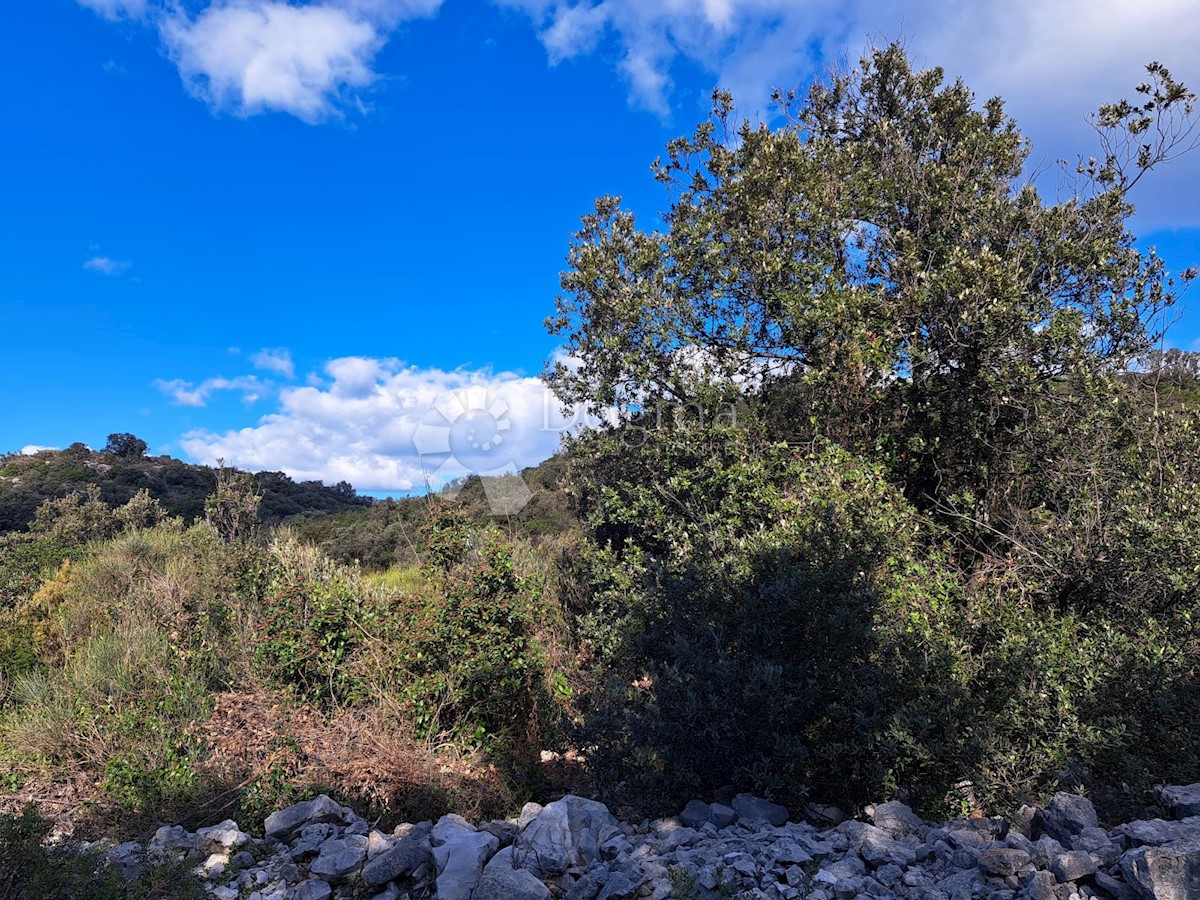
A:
2,0,1198,493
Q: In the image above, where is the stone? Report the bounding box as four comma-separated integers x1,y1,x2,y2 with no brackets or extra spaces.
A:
293,880,333,900
1034,794,1099,846
872,801,925,837
980,848,1032,877
1158,784,1200,819
264,796,354,841
1020,870,1058,900
1117,816,1200,847
516,802,544,829
1120,842,1200,900
196,819,251,854
151,825,196,853
805,803,848,827
197,852,227,879
1049,850,1096,882
231,850,256,869
362,823,433,887
432,814,499,900
512,795,619,878
1094,869,1138,900
596,871,639,900
732,793,788,827
852,823,917,868
308,836,367,882
472,846,552,899
709,803,737,828
680,800,711,829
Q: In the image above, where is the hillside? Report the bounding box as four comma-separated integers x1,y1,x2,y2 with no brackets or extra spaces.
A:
0,439,370,535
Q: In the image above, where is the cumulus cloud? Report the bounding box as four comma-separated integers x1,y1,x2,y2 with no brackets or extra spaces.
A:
83,256,133,276
78,0,444,122
502,0,1200,226
19,445,59,456
154,375,267,407
250,347,296,379
179,357,579,493
161,2,385,121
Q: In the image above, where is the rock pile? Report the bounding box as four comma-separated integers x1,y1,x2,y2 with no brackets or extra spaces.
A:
100,785,1200,899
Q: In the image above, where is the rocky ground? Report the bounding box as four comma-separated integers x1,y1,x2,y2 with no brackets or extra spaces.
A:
95,785,1200,899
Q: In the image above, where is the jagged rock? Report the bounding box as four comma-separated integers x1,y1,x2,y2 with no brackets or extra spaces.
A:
1157,784,1200,819
432,814,499,900
1117,815,1200,847
151,824,196,853
979,847,1032,876
196,819,251,855
805,803,848,827
481,819,520,847
1020,869,1058,900
1120,841,1200,899
292,880,332,900
472,846,552,899
197,851,227,879
680,799,711,828
872,800,925,837
516,802,544,829
732,793,789,826
1033,794,1098,845
1049,850,1096,882
308,835,367,882
361,822,433,888
512,795,619,878
596,870,639,900
264,796,355,841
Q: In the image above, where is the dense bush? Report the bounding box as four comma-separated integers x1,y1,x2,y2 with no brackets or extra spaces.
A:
547,45,1200,820
257,504,568,755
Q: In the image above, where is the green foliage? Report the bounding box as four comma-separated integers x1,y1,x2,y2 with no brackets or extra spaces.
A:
205,464,263,543
0,805,204,900
550,45,1200,818
0,444,369,537
0,523,252,816
256,517,566,754
103,432,148,458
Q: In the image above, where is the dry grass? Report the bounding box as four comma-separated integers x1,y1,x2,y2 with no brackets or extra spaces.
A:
201,690,518,828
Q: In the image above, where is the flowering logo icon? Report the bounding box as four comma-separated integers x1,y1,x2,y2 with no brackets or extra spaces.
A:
412,386,534,514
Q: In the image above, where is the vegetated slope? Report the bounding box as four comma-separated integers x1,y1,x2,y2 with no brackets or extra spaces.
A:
0,442,370,535
293,453,578,571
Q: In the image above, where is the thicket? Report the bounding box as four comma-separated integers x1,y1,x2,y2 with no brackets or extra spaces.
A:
2,44,1199,856
0,477,575,838
548,45,1200,819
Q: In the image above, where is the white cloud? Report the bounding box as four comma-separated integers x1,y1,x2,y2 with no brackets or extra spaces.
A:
78,0,443,122
251,347,296,379
83,256,133,276
179,357,577,493
154,375,266,407
78,0,147,20
19,445,59,456
502,0,1200,227
161,2,385,122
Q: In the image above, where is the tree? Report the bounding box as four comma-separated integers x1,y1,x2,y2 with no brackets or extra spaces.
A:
548,46,1200,816
103,433,148,458
548,45,1196,550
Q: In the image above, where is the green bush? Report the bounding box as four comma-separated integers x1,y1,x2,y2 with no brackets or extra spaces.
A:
256,513,566,756
0,804,204,900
